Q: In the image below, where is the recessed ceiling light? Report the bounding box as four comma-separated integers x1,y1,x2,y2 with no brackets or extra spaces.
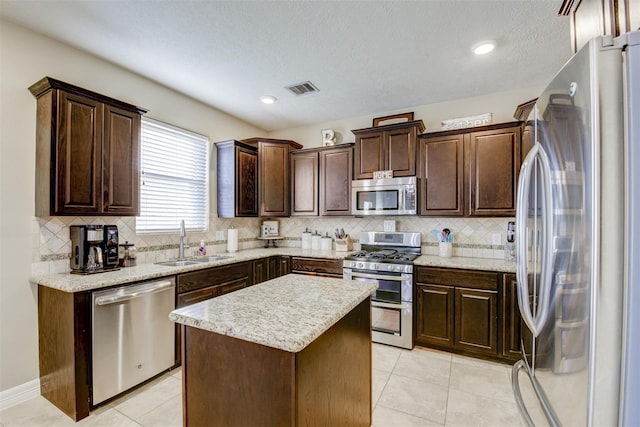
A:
472,40,497,55
260,95,277,104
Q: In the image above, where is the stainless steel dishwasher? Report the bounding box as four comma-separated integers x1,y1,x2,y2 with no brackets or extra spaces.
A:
91,278,176,405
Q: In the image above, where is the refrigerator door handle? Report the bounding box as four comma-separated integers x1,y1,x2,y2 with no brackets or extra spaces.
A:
516,143,554,337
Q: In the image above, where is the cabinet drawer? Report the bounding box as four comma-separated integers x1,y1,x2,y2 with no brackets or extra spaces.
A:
415,267,497,290
218,278,248,296
177,285,218,308
177,261,250,293
291,257,343,277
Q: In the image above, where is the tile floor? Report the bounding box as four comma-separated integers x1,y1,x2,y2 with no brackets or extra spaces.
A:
0,344,523,427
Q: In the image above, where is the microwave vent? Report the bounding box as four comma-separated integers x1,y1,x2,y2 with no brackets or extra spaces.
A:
286,81,319,95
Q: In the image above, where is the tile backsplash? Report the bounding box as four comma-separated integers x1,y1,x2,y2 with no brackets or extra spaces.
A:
32,215,514,275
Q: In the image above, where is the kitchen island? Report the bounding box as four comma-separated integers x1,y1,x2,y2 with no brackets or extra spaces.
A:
170,274,377,427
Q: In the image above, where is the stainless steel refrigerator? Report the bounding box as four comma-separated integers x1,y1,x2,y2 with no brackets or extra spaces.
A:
512,31,640,426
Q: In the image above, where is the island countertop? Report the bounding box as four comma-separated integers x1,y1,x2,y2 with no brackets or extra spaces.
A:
169,274,377,353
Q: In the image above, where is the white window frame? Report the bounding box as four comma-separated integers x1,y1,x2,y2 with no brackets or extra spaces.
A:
136,117,210,234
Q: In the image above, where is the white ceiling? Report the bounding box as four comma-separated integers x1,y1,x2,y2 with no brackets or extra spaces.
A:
1,0,571,132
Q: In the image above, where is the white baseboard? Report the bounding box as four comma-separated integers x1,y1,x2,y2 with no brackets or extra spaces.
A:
0,379,40,411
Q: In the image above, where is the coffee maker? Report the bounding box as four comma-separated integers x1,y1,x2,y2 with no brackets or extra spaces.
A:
70,225,119,274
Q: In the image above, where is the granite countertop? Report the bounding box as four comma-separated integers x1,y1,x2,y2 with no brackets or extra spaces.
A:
169,274,377,353
30,247,515,293
414,255,516,273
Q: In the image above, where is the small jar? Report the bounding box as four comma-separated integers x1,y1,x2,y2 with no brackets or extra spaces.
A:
120,241,137,267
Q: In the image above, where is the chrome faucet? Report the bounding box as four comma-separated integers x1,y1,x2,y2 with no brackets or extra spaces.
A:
178,220,186,259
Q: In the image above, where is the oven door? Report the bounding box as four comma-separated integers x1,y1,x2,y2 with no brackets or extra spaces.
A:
342,269,412,303
343,268,414,349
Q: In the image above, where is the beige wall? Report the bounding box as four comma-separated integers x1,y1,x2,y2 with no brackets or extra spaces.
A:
0,19,265,392
267,86,541,148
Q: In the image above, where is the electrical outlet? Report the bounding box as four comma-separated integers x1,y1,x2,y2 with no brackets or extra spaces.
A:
216,230,224,240
491,233,502,245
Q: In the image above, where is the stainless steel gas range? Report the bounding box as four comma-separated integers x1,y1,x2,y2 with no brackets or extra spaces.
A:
343,231,421,350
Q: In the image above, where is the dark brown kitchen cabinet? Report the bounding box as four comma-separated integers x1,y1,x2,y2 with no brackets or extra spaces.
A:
418,134,464,216
418,122,521,217
559,0,639,54
242,137,303,217
177,261,252,297
215,140,258,217
290,257,343,278
279,256,291,275
253,256,286,285
290,144,353,217
415,267,499,359
455,287,498,356
352,120,425,179
416,284,454,347
501,273,523,361
291,150,319,216
29,77,145,216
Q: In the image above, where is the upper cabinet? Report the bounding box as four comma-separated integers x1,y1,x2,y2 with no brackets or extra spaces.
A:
215,140,258,218
351,120,425,179
291,144,354,217
29,77,146,216
418,122,522,217
559,0,639,53
242,137,303,217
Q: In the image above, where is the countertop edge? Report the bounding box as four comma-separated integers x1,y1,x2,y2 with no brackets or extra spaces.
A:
31,248,515,293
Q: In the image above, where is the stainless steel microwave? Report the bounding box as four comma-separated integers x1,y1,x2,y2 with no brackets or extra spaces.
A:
351,177,417,215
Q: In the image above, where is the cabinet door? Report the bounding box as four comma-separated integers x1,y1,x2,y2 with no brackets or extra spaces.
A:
320,147,353,216
267,256,280,280
259,142,290,216
55,91,103,214
468,126,520,216
253,258,268,284
236,146,258,216
103,105,140,215
291,151,318,216
279,256,291,276
354,132,384,179
455,287,498,355
501,274,522,360
386,126,417,177
416,284,454,347
418,135,464,216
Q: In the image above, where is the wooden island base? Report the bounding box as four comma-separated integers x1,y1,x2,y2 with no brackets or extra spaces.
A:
181,298,372,427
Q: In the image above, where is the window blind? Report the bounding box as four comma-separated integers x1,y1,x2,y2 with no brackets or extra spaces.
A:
137,118,209,234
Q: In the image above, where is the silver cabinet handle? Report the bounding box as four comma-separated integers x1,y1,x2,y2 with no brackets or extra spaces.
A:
95,280,175,306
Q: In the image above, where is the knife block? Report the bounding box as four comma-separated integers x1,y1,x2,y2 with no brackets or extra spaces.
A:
335,235,353,252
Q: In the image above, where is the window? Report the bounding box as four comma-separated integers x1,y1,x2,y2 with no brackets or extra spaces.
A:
137,118,209,233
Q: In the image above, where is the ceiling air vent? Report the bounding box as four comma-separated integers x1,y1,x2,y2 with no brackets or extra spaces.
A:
286,81,319,95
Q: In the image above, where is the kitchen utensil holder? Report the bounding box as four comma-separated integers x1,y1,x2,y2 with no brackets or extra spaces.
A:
439,242,453,258
335,236,353,252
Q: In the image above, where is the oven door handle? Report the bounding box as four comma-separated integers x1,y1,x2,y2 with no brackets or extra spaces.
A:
345,271,411,282
373,301,412,310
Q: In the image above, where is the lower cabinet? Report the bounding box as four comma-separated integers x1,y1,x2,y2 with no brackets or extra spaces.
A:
290,257,343,278
415,267,500,359
501,273,522,361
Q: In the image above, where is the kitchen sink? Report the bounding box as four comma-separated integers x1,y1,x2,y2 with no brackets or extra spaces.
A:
191,256,232,263
155,260,200,267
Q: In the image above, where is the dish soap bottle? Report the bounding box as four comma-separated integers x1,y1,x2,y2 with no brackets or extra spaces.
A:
198,240,207,256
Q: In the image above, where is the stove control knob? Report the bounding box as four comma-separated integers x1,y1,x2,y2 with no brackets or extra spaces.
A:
372,264,378,270
357,262,364,269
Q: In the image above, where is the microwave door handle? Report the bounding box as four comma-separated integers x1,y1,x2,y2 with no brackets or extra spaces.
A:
399,187,405,211
516,143,542,336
